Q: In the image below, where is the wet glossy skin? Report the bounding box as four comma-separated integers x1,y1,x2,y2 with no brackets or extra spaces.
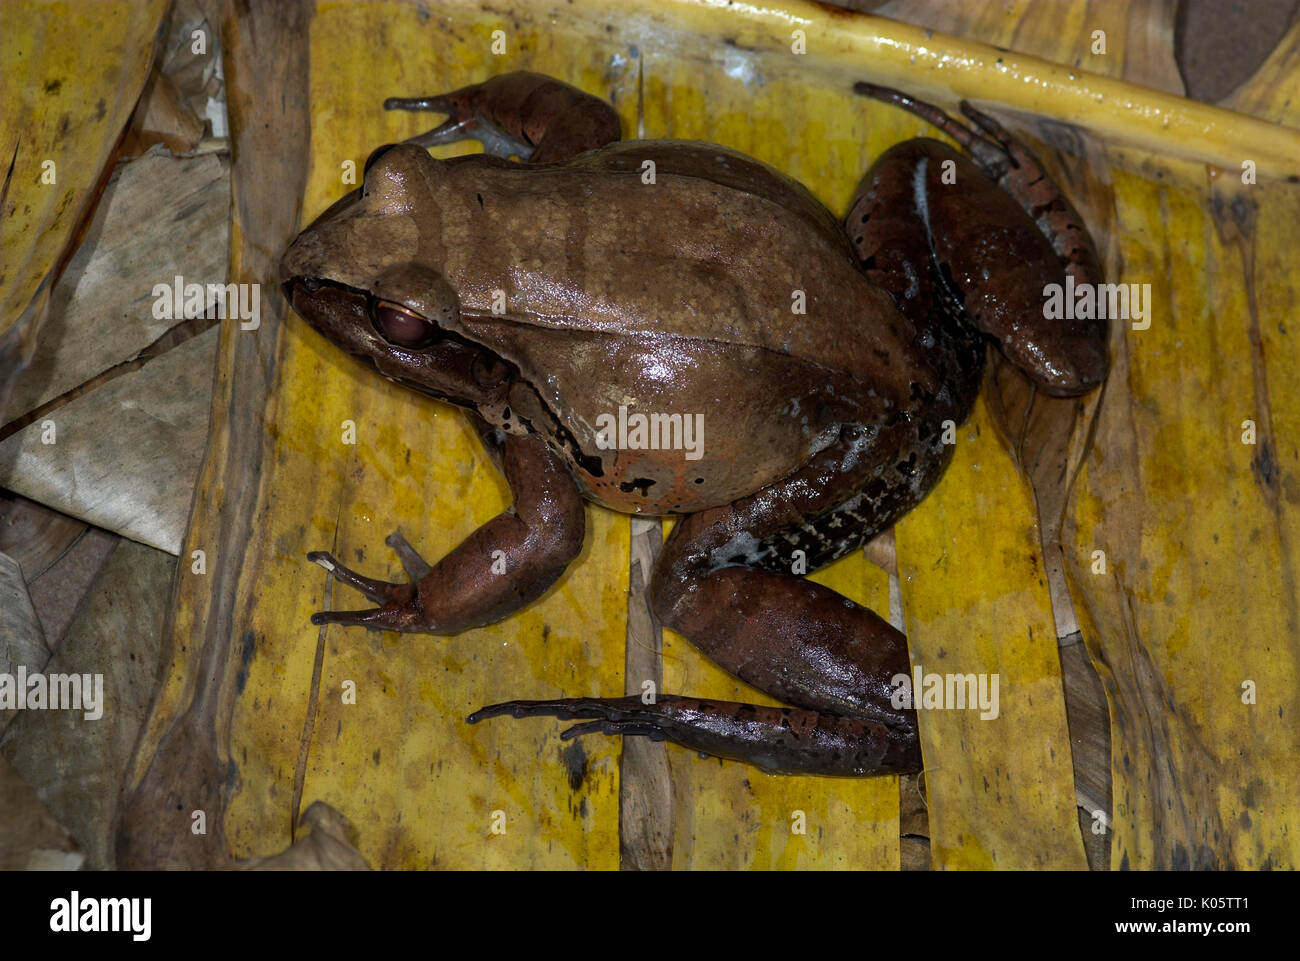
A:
281,73,1108,777
282,139,932,516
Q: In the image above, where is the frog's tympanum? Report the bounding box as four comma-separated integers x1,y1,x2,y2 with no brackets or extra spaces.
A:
281,73,1108,777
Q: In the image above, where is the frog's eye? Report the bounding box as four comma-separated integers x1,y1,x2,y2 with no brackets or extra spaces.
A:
372,301,437,348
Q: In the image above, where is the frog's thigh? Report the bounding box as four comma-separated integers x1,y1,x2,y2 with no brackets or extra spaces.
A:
467,421,930,777
649,420,945,730
849,138,1105,395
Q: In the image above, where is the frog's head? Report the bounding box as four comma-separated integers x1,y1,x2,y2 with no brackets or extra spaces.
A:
280,144,513,410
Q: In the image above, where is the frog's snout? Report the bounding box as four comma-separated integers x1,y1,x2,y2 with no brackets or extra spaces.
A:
280,227,326,292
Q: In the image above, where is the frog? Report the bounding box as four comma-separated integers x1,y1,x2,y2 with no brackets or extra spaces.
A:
279,72,1108,778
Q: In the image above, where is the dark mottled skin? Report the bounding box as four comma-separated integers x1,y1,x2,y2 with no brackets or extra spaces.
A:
281,73,1109,777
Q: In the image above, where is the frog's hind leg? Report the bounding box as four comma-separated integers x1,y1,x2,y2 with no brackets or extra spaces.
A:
384,72,620,162
850,89,1109,395
468,696,919,778
470,420,947,777
853,82,1102,289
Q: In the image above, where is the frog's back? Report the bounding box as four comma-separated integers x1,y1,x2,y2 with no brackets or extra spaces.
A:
428,142,936,514
434,141,932,401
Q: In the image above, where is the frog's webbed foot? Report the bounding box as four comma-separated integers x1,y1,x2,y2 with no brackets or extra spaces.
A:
385,71,620,162
307,429,585,634
467,696,921,778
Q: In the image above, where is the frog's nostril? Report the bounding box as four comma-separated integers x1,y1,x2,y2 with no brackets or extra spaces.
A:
302,277,322,292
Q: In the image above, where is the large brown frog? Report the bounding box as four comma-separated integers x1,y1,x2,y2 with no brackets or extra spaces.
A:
280,73,1107,777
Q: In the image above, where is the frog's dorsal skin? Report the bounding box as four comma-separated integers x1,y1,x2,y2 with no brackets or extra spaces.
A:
283,138,930,515
282,73,1109,777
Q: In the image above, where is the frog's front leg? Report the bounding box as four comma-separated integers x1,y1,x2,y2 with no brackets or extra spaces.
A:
309,423,584,633
384,71,620,162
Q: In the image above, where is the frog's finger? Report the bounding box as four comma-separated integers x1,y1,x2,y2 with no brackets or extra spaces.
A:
385,72,619,162
401,117,478,149
382,94,453,112
383,94,483,148
309,601,414,630
385,90,525,154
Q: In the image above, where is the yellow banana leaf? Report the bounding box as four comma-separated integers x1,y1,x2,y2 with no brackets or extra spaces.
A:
0,0,167,374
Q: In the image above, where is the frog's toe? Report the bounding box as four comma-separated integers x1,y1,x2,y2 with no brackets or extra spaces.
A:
310,603,415,631
958,100,1015,150
468,696,644,725
468,697,670,740
853,81,1014,183
558,719,669,742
